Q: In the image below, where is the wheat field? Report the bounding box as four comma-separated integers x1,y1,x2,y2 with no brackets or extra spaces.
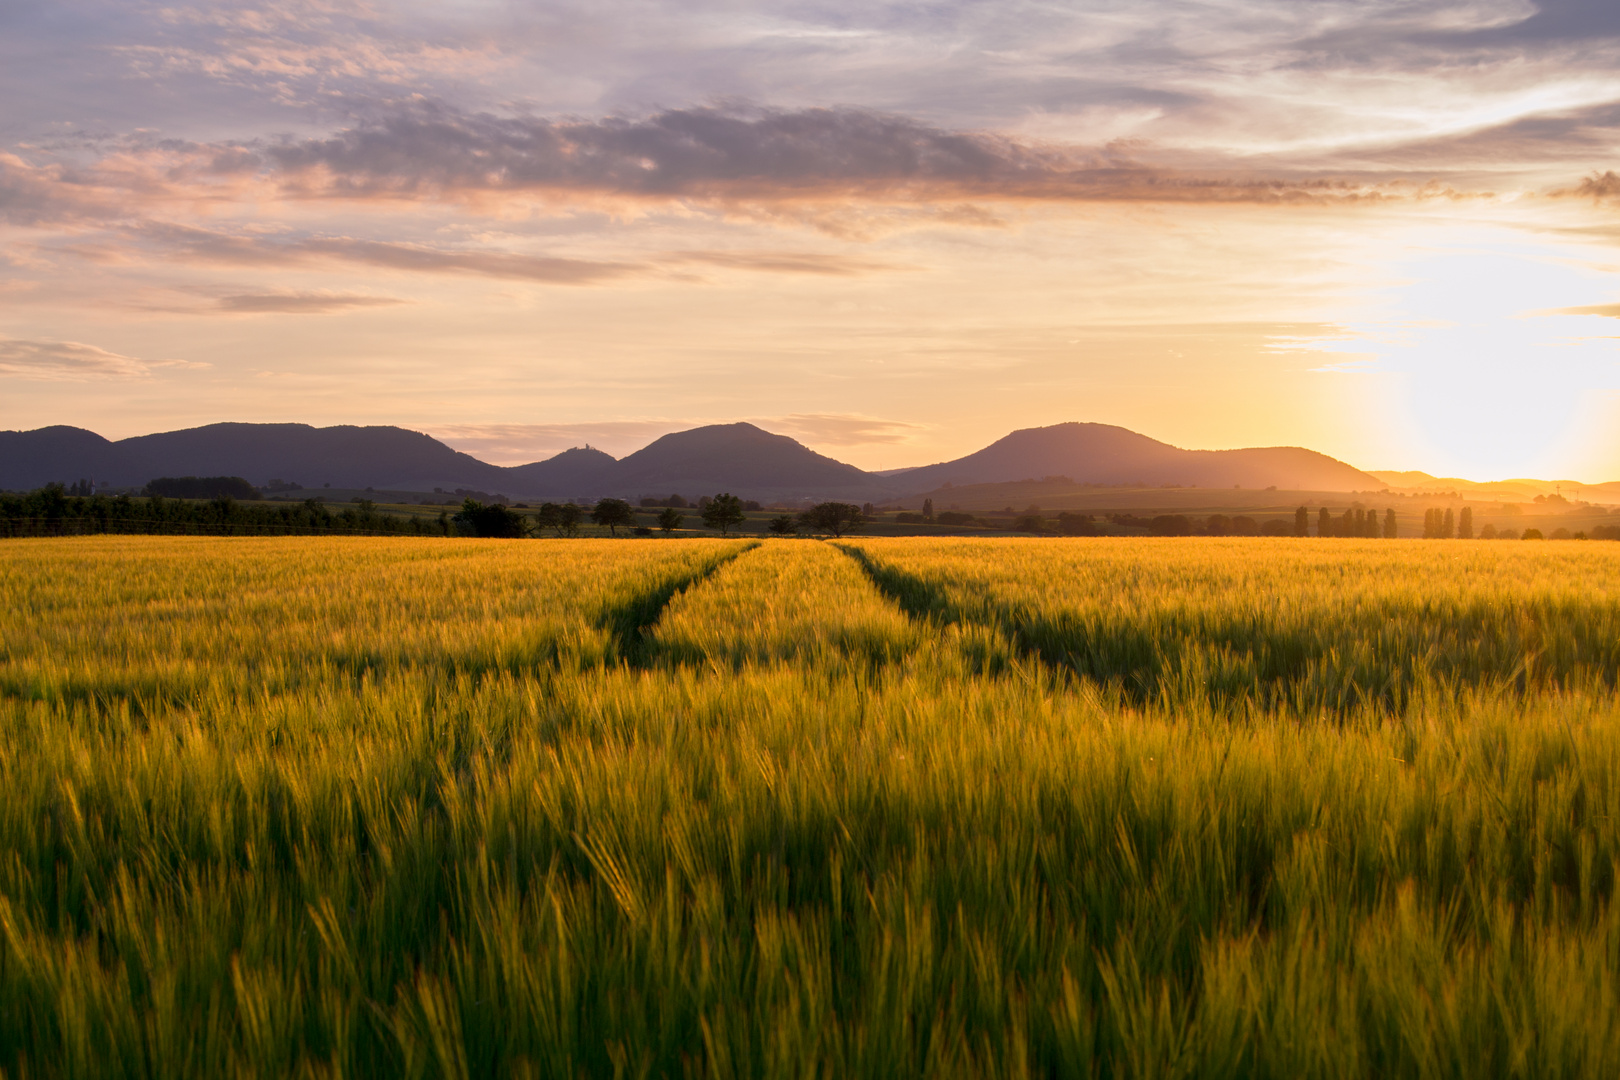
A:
2,535,1619,1078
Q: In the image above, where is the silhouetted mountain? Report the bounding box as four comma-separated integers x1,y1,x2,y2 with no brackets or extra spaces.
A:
505,446,619,497
892,423,1381,494
608,423,889,501
3,418,1389,503
0,423,511,493
0,426,114,489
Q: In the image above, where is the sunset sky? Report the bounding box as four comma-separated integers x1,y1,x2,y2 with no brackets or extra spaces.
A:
4,0,1620,480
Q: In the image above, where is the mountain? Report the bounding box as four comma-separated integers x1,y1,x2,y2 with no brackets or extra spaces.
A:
0,420,891,501
505,446,619,498
3,417,1390,502
1367,471,1620,505
0,426,115,489
891,422,1381,494
608,422,889,501
0,423,513,493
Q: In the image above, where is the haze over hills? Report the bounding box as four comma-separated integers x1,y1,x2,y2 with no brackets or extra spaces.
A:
892,423,1382,494
1368,471,1620,504
0,418,1466,503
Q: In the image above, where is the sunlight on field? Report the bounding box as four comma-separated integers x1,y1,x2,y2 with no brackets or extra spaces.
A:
2,536,1620,1077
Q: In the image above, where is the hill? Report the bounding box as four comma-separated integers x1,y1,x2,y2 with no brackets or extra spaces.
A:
1367,471,1620,505
2,418,1441,504
0,423,512,493
892,422,1381,494
608,423,890,502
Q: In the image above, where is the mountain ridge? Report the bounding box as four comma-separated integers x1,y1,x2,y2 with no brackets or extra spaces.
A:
1,419,1447,502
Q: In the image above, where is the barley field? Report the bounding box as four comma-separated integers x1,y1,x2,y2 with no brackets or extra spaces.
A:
2,535,1619,1078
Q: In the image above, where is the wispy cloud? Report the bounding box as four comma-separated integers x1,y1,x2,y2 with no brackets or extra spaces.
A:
214,290,405,313
244,103,1473,207
769,413,925,446
0,338,156,379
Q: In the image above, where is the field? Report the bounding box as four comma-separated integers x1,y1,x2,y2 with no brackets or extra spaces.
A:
2,535,1620,1078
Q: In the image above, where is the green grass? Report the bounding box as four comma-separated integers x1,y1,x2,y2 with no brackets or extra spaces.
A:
2,535,1619,1078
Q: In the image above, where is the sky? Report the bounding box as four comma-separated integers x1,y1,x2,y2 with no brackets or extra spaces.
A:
4,0,1620,480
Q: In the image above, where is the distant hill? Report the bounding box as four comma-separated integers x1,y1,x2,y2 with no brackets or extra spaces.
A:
3,417,1441,504
892,422,1381,494
505,446,619,498
608,423,889,502
1367,471,1620,504
0,420,893,501
0,423,512,493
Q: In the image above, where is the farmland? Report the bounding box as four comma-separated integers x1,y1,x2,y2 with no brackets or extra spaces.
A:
2,536,1620,1077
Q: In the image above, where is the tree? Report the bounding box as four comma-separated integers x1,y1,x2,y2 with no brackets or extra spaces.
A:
1318,507,1332,538
656,507,684,533
767,514,798,536
536,502,581,537
1014,514,1045,533
454,498,528,538
1295,506,1309,537
591,497,635,537
1206,514,1230,536
1384,508,1397,538
922,498,934,523
1442,508,1455,539
701,493,747,534
1457,506,1473,540
799,502,864,537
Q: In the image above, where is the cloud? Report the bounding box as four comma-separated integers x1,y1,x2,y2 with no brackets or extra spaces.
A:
1543,303,1620,318
0,338,154,379
215,290,406,313
769,413,925,445
661,250,904,275
245,102,1455,207
126,221,901,282
0,154,118,226
133,222,640,283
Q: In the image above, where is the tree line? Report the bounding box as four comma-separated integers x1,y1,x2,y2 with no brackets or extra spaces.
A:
0,486,453,539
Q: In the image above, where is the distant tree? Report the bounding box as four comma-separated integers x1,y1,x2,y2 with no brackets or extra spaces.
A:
1231,515,1259,537
1206,514,1231,536
146,476,259,500
1260,518,1293,537
536,502,581,537
743,500,763,512
1318,507,1332,538
1521,528,1544,540
1442,508,1455,539
799,502,864,537
666,494,688,508
1149,515,1192,537
1479,523,1498,540
656,507,684,533
1422,508,1438,539
1295,506,1309,537
454,498,528,538
767,514,798,536
1457,506,1473,540
639,497,661,508
921,498,934,522
862,502,875,517
938,511,979,527
701,493,747,534
1055,512,1098,536
1384,508,1397,538
1014,514,1046,533
591,497,636,537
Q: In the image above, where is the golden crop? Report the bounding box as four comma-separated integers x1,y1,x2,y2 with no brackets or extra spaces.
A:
2,535,1618,1078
